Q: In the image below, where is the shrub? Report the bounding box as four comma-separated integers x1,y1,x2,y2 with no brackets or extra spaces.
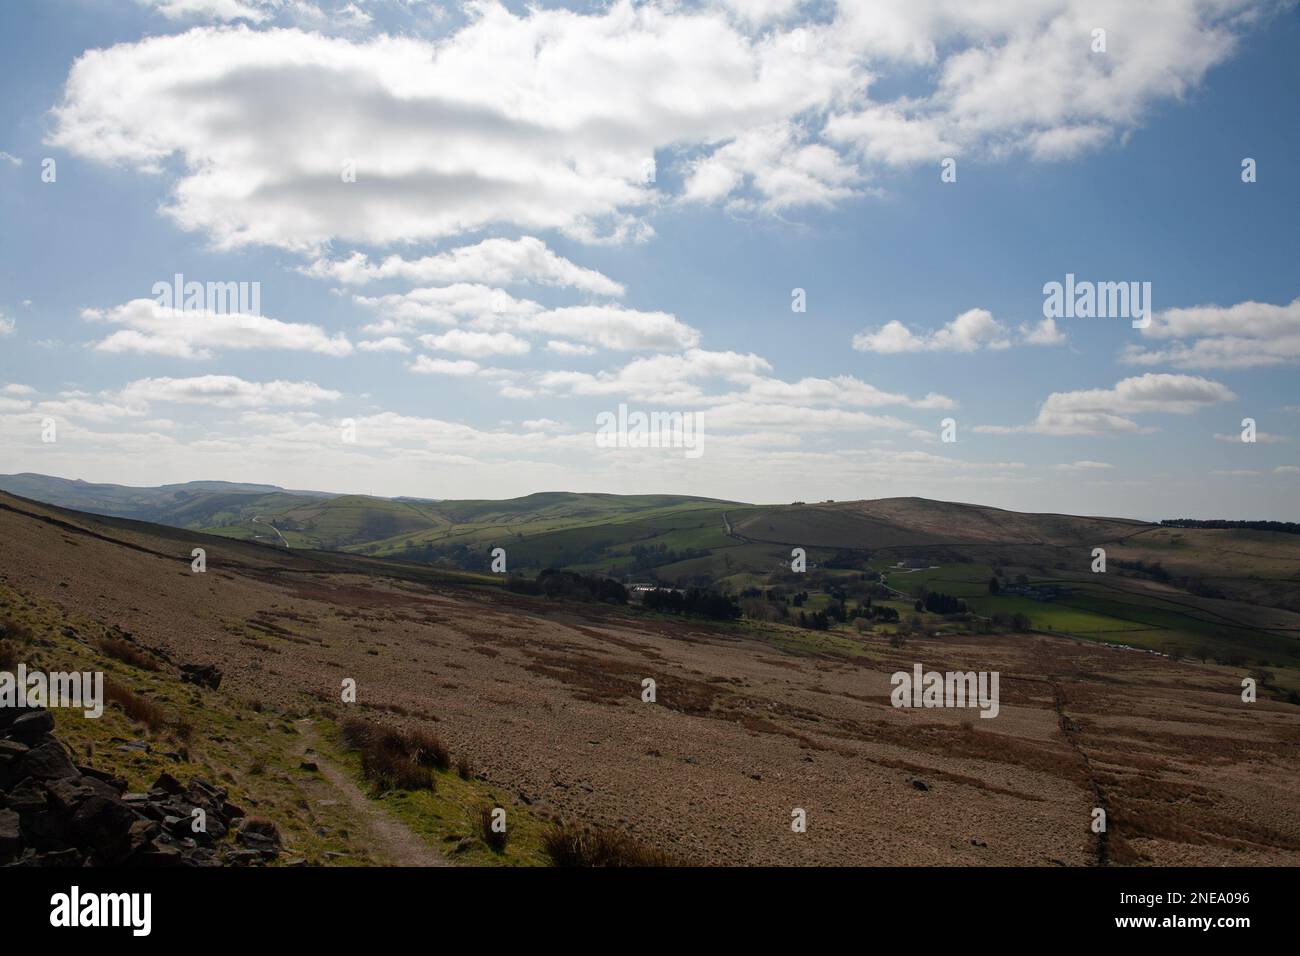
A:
340,717,439,792
96,637,159,671
456,753,474,781
103,677,166,732
403,727,451,771
543,822,679,867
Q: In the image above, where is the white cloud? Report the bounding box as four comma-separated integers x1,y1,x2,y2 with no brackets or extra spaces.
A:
418,329,531,358
354,285,539,334
1,384,34,395
0,313,14,336
1214,431,1289,444
853,308,1010,353
544,340,596,356
356,336,411,353
855,309,1071,353
118,375,340,408
1123,296,1300,370
1020,316,1067,346
516,305,701,353
0,151,22,167
138,0,272,23
1052,460,1113,472
83,299,352,359
409,356,481,376
50,2,1261,249
976,373,1237,436
681,121,861,212
303,237,624,296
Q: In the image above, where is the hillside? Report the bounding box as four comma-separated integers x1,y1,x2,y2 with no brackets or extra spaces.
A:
1,489,1298,866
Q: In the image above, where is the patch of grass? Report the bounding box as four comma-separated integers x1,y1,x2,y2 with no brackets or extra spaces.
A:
543,821,680,867
478,804,509,853
103,676,168,732
96,636,159,671
456,753,474,781
0,584,393,867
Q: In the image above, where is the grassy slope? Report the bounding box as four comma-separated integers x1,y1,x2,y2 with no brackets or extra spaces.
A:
0,581,551,866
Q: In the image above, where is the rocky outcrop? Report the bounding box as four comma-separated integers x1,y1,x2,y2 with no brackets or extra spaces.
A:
179,663,222,690
0,705,274,867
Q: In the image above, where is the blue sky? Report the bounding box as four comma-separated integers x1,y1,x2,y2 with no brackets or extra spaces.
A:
1,0,1298,518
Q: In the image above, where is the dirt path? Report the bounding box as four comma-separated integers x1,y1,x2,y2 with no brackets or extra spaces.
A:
296,719,448,867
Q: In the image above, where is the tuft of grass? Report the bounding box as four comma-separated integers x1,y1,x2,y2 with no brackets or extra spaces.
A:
96,636,159,671
543,822,680,867
103,677,167,732
478,804,509,853
456,753,474,781
403,727,451,771
340,718,437,793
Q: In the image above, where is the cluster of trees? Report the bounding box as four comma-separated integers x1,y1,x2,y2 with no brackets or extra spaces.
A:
919,591,967,615
506,569,627,604
642,587,741,620
1161,518,1300,536
626,543,712,571
1113,558,1170,582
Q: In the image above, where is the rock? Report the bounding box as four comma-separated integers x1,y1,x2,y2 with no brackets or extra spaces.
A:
0,808,23,857
8,710,55,741
237,819,281,849
152,772,184,795
18,741,80,781
911,779,929,791
299,761,319,772
6,778,49,814
0,739,31,760
70,795,138,864
179,664,222,690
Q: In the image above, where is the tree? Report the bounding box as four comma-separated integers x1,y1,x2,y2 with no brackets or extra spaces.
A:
988,576,1001,595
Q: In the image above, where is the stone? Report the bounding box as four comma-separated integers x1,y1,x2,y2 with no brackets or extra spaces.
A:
179,664,222,690
0,807,23,856
8,709,55,740
18,741,80,781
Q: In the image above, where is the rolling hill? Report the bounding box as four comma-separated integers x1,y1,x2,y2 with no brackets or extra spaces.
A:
2,487,1297,866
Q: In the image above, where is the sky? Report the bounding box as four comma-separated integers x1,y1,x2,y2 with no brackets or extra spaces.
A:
0,0,1298,518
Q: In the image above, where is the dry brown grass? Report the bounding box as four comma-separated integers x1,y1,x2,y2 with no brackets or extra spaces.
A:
341,717,438,792
103,677,167,732
477,804,509,853
543,822,680,867
96,636,159,671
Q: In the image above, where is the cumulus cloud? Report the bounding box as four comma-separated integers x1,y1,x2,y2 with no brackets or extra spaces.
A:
302,236,625,296
0,312,14,336
853,308,1007,353
356,337,411,353
1122,296,1300,370
354,285,539,334
118,375,340,408
409,356,481,376
976,373,1236,436
83,299,353,359
49,2,1262,250
514,306,700,352
854,309,1071,354
1052,460,1113,472
418,329,531,358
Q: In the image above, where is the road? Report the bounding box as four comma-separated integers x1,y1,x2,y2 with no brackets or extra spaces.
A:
252,514,289,547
